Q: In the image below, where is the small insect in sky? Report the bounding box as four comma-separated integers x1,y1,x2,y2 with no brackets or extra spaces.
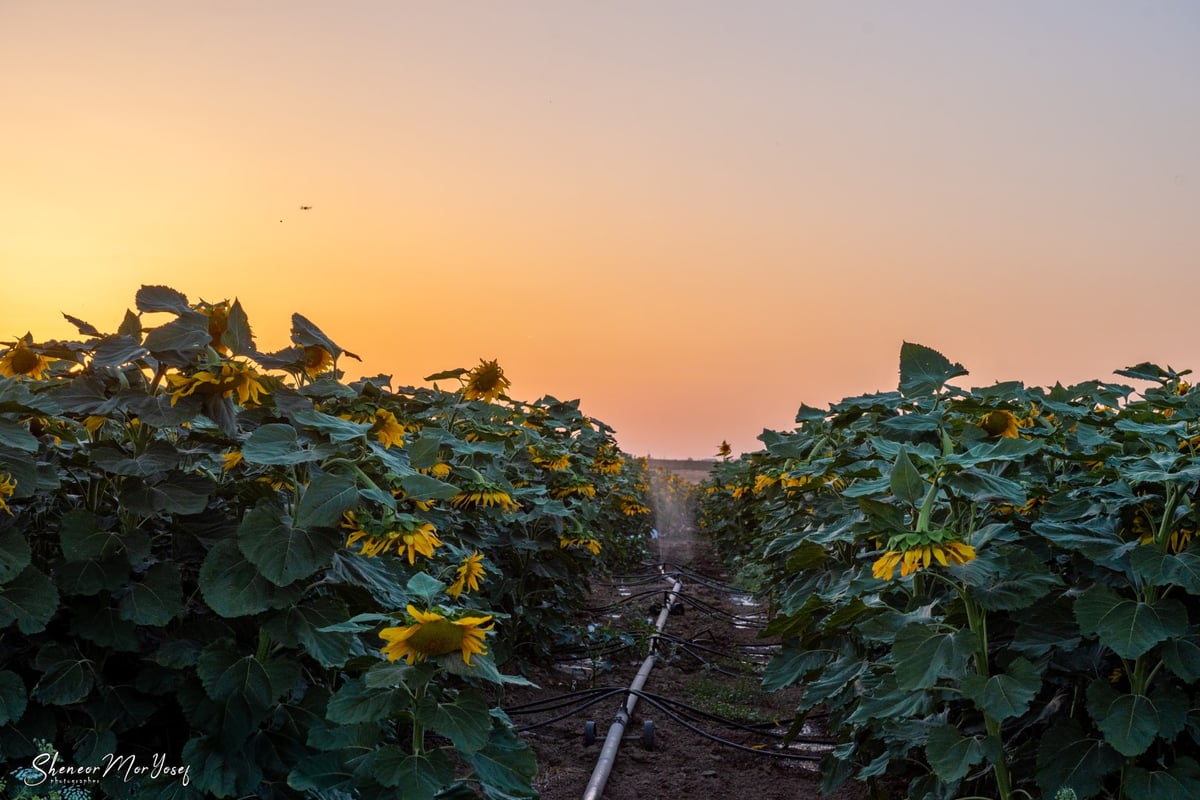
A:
299,205,312,211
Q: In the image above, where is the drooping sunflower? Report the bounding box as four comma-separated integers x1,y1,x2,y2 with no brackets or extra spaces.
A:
0,473,16,515
165,361,268,406
370,408,406,449
0,340,54,381
302,345,334,378
193,300,232,355
462,359,511,402
379,605,494,666
221,450,244,471
529,446,571,471
550,476,597,500
559,535,602,555
418,462,453,480
591,450,624,475
978,409,1021,438
872,540,976,580
446,551,486,598
342,512,442,562
618,496,651,516
449,480,520,512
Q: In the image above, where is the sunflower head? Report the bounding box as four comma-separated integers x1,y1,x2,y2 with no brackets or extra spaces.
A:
463,359,511,402
193,300,232,355
446,551,487,598
449,479,520,512
379,604,494,666
303,345,334,378
0,339,54,381
717,440,733,458
979,409,1021,438
872,533,976,581
165,361,268,406
0,472,16,515
370,408,407,449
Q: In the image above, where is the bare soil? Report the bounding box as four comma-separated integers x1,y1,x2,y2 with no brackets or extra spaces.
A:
496,511,869,800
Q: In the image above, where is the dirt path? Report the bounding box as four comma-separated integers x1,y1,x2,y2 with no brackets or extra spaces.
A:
498,472,868,800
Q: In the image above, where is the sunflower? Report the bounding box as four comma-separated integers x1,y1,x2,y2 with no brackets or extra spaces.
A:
370,408,406,449
979,410,1021,438
0,341,54,380
717,440,732,458
342,512,442,562
446,551,486,598
592,450,624,475
559,535,602,555
380,605,494,666
221,450,244,471
449,481,520,512
0,473,16,515
193,300,232,355
462,359,511,402
872,540,976,580
302,345,334,378
618,497,651,516
529,446,571,471
550,478,597,500
165,361,268,406
418,462,453,480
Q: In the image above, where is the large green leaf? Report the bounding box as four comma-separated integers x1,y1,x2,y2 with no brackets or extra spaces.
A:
143,312,213,364
467,716,538,798
1036,718,1121,799
264,596,356,668
944,469,1026,506
238,502,337,587
291,409,369,443
1130,546,1200,593
32,644,96,705
375,747,455,796
54,556,129,596
958,548,1063,611
0,417,38,451
89,440,180,476
241,423,322,465
399,472,461,501
222,298,255,355
889,446,926,506
961,657,1041,721
136,284,192,314
899,341,968,396
0,564,59,633
1123,757,1200,800
416,689,492,755
0,669,27,725
325,677,406,725
925,724,985,783
1074,584,1187,659
893,624,976,690
1160,633,1200,682
118,562,184,626
294,474,358,529
200,538,303,617
0,524,32,583
120,473,215,515
1086,680,1160,757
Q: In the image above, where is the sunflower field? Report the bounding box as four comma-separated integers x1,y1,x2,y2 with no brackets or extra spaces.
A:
0,285,652,798
700,343,1200,800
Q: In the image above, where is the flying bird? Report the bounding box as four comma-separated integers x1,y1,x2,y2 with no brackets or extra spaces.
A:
299,205,312,211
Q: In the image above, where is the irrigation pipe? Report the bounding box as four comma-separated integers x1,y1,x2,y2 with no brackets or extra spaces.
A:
581,574,683,800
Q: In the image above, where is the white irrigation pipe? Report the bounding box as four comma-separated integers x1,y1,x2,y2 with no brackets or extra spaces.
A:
581,574,683,800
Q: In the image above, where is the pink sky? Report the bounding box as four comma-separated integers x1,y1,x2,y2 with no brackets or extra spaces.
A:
2,2,1197,458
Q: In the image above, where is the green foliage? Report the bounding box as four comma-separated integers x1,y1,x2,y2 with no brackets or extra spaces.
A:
0,287,654,798
700,343,1200,800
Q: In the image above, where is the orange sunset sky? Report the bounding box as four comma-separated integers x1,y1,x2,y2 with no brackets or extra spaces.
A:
2,2,1197,459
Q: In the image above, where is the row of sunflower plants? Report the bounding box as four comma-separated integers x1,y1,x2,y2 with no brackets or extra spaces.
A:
0,285,651,799
699,342,1200,800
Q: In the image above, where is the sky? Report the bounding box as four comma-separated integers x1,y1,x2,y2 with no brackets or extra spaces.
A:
2,2,1197,459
